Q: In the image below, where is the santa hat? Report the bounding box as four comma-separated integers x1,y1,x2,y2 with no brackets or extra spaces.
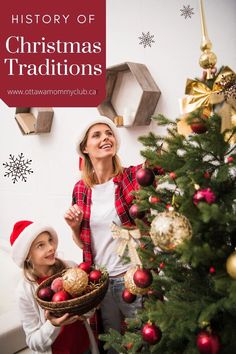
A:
76,117,120,157
10,220,58,268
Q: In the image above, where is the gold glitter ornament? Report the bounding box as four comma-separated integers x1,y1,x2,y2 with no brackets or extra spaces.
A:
62,267,88,296
226,251,236,280
150,211,192,251
199,51,217,70
124,267,149,295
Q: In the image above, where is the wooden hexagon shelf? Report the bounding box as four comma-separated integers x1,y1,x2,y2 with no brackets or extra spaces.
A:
15,107,54,134
97,62,161,126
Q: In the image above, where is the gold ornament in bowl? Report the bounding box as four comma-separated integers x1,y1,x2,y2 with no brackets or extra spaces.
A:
150,211,192,251
226,251,236,280
62,267,88,296
124,267,149,295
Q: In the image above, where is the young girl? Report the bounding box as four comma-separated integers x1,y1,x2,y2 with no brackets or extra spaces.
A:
10,219,98,354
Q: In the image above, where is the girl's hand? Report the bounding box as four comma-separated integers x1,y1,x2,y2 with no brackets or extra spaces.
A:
64,204,83,230
45,310,80,327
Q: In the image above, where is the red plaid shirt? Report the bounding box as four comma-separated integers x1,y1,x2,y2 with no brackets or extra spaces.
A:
72,165,142,264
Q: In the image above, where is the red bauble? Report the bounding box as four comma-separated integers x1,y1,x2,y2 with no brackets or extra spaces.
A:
136,168,155,187
51,277,64,292
191,121,208,134
165,204,172,210
78,262,91,274
169,172,177,180
159,262,165,269
197,331,220,354
89,269,102,283
149,196,160,204
227,156,234,164
193,188,216,205
122,288,137,303
129,204,145,220
52,290,70,302
153,166,165,176
124,342,133,350
209,267,216,274
133,268,153,288
204,171,211,179
38,286,54,301
141,323,162,345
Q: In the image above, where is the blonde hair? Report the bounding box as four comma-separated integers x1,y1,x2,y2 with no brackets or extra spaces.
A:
80,129,123,188
23,257,67,283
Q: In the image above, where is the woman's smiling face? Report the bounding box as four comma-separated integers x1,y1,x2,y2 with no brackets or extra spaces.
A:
83,123,117,159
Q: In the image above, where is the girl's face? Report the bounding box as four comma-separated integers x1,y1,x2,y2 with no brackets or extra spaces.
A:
83,123,117,159
28,232,57,272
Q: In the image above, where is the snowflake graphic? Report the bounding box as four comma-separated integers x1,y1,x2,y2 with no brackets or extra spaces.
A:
3,153,33,183
138,31,155,48
180,5,194,19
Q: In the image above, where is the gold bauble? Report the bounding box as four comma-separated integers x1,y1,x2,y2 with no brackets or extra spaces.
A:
226,251,236,279
199,51,217,69
150,211,192,251
62,267,88,296
200,40,212,52
124,267,149,295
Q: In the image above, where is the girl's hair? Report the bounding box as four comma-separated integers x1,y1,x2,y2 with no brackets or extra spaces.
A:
23,258,67,283
80,130,123,188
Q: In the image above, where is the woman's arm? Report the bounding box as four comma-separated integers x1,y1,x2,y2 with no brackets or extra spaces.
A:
64,204,84,249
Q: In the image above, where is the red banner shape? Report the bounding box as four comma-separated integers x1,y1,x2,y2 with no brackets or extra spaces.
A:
0,1,106,107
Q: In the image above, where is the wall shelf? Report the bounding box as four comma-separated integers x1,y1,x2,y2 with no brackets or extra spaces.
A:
97,62,161,126
15,107,54,135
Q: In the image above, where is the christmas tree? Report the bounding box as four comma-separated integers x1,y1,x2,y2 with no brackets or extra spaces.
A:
101,2,236,354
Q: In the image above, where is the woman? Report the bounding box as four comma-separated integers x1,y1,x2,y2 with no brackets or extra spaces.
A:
64,117,142,353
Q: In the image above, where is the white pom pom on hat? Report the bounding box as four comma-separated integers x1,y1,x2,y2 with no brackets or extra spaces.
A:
76,117,120,157
10,220,58,268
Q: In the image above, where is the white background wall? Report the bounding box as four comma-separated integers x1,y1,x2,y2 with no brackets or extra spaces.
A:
0,0,235,264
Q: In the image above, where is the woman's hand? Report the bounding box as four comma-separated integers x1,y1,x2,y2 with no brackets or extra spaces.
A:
64,204,83,230
45,310,80,327
64,204,84,248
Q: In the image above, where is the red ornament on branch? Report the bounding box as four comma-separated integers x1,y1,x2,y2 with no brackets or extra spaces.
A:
227,156,234,164
169,172,177,180
124,343,133,350
136,167,155,187
159,262,165,269
129,204,145,219
133,268,153,288
149,196,161,204
122,288,137,303
141,322,162,345
203,171,212,179
193,188,216,205
196,331,220,354
191,120,208,134
165,204,172,210
209,267,216,274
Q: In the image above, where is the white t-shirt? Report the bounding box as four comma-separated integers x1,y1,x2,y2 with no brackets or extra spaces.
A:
90,179,130,276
